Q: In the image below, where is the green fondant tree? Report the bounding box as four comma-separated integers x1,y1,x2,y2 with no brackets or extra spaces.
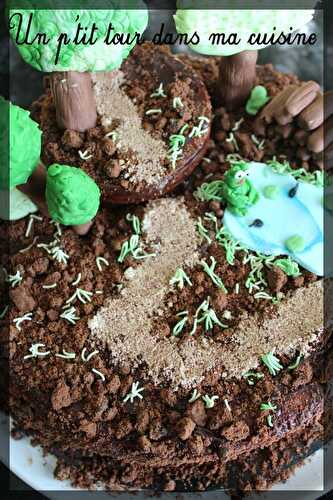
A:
0,97,42,220
0,97,41,191
0,97,100,233
9,1,148,131
46,164,100,231
174,6,314,109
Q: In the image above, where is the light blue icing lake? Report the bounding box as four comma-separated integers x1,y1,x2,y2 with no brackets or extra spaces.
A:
223,162,330,277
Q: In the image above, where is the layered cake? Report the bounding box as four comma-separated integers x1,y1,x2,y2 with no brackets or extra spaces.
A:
1,51,331,493
2,7,331,495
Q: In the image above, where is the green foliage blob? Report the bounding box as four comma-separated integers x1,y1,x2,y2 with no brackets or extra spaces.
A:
46,163,100,225
0,97,41,190
263,185,280,200
174,7,314,56
274,257,300,277
9,1,148,72
285,235,306,253
246,85,270,116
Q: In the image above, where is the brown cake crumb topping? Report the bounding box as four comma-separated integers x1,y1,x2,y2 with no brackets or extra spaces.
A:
221,280,323,377
92,70,168,185
89,196,322,388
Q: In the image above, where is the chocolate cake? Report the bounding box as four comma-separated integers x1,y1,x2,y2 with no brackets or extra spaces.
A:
34,44,212,204
1,48,331,495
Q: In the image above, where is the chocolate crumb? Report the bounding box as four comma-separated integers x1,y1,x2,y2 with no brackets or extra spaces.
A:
51,382,72,411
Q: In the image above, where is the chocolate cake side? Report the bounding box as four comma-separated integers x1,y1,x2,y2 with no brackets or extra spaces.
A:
2,52,330,493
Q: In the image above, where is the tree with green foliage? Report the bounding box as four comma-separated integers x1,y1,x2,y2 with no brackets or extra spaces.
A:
46,163,100,228
9,1,148,131
0,98,100,232
174,5,314,109
0,97,41,190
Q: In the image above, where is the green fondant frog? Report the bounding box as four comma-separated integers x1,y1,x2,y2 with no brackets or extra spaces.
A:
46,164,100,226
222,162,259,216
0,97,41,190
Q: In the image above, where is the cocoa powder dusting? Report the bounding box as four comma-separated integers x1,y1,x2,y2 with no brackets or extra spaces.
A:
89,197,323,388
89,197,218,388
92,71,167,185
222,280,323,377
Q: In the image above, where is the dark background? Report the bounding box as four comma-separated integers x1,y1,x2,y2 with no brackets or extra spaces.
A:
1,0,332,498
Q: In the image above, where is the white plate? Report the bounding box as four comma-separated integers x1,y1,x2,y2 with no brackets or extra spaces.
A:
0,412,330,499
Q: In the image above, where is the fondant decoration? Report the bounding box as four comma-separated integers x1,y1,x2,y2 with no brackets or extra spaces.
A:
249,219,263,228
46,164,100,226
263,185,280,200
223,161,328,276
285,235,306,253
174,8,314,56
220,162,259,216
245,86,270,116
9,2,148,131
0,97,41,190
0,188,38,221
174,6,314,109
9,4,148,72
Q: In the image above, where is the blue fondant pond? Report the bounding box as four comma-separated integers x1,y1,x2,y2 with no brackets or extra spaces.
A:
223,162,330,277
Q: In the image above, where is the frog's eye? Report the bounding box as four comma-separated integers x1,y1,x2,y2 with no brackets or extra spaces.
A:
244,169,250,177
235,170,246,181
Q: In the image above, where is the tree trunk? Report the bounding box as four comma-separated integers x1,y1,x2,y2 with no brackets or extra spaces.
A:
72,220,94,235
50,71,97,132
218,50,258,111
18,163,48,216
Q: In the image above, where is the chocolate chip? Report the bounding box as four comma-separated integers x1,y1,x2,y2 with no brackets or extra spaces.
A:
186,400,207,426
266,266,288,293
105,160,121,179
102,139,116,157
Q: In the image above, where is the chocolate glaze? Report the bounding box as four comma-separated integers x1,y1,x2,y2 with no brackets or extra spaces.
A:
111,43,212,204
217,384,324,463
105,136,210,205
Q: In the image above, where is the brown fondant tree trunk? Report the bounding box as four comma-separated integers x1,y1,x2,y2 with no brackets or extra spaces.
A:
219,50,258,111
49,71,97,132
18,163,48,216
